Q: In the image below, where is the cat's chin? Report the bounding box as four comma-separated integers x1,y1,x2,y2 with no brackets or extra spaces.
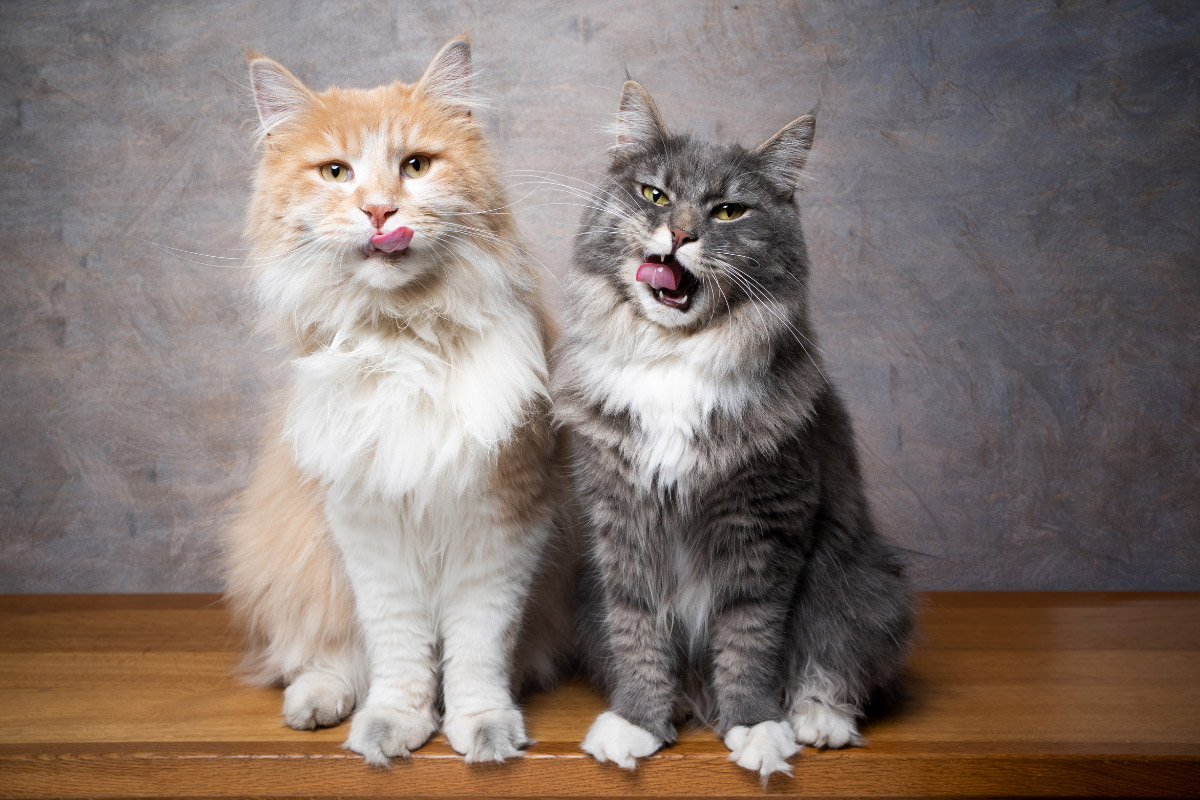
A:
352,250,428,291
363,240,414,262
631,273,709,331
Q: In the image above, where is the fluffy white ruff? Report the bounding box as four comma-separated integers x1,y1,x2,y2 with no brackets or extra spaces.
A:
286,308,546,503
282,669,356,730
565,329,758,491
581,711,664,769
790,698,862,749
724,720,800,782
558,259,785,493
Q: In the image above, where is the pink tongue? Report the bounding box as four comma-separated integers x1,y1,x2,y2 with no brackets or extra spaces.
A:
636,261,682,291
370,226,414,253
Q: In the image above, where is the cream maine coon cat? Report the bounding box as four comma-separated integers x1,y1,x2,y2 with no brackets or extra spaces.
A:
222,39,564,766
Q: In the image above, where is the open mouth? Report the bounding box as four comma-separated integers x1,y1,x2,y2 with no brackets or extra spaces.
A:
635,254,700,311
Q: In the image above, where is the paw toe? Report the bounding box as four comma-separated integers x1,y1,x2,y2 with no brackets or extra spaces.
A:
282,671,354,731
581,711,664,769
449,707,528,763
344,705,434,766
790,699,862,749
725,720,799,781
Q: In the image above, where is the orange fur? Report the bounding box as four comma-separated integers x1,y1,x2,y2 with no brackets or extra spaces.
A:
222,41,575,745
224,415,360,688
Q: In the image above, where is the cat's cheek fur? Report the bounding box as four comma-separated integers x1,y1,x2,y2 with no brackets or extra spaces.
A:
724,720,801,782
581,711,666,769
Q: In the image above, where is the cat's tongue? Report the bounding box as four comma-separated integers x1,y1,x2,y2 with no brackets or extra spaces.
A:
636,261,682,291
370,226,414,254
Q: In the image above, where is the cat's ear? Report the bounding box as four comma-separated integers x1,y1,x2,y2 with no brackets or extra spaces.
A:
755,115,816,194
417,38,473,114
614,80,667,151
248,54,313,135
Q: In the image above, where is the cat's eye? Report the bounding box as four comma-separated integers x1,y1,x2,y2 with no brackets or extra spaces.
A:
713,203,746,220
320,162,353,183
641,184,669,206
402,154,432,178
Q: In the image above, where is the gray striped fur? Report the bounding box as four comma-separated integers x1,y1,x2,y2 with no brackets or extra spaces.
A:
552,83,913,746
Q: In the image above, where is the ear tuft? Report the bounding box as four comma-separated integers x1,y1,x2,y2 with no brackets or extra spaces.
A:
417,38,473,114
248,56,313,136
614,80,667,152
755,115,816,193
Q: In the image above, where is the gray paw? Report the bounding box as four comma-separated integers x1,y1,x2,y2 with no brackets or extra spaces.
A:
282,671,355,730
444,707,529,763
344,705,435,767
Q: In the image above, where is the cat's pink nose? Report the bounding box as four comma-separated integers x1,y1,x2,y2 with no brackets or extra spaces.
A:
670,227,696,251
362,204,397,230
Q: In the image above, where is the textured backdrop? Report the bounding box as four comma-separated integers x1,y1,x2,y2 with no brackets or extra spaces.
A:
1,0,1196,592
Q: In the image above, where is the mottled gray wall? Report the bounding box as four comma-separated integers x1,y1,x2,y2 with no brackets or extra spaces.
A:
1,0,1196,592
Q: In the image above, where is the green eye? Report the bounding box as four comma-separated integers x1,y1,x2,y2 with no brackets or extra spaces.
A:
641,184,669,206
320,162,352,183
714,203,746,220
402,154,431,178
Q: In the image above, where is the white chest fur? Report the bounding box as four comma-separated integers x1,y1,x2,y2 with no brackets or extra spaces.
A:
285,315,546,505
574,341,755,491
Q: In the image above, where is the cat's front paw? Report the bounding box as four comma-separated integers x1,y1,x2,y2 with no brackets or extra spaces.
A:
724,720,800,782
581,711,664,769
282,670,355,730
344,704,435,767
444,706,529,763
790,698,862,749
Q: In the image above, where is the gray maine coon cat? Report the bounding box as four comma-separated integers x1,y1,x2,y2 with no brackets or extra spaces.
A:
551,82,913,780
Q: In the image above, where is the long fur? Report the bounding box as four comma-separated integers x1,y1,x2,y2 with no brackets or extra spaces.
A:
223,39,573,765
555,82,913,779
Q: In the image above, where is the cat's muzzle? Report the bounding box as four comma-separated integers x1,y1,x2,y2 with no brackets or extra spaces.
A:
637,254,699,311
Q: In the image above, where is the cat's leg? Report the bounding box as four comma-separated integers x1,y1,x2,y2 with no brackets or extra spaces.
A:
440,523,544,763
710,591,799,781
787,662,863,749
327,502,439,767
580,576,679,769
786,533,912,750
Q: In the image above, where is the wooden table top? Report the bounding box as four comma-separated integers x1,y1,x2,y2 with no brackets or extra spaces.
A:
1,592,1197,798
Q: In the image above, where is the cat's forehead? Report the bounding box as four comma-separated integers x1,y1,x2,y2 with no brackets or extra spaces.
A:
620,137,760,198
294,83,456,157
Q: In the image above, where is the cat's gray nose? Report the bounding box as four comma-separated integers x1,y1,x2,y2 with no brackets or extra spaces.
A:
670,227,696,251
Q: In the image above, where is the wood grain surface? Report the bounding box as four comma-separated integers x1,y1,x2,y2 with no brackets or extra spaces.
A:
1,593,1198,798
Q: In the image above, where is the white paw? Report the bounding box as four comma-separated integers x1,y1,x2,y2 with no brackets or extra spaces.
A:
282,670,355,730
444,706,529,763
724,720,800,781
790,699,862,749
581,711,664,769
344,705,436,767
